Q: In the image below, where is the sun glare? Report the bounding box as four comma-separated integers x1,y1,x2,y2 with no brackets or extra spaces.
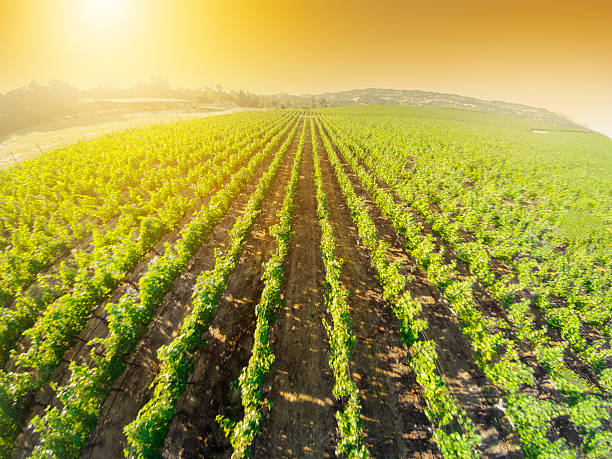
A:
81,0,128,27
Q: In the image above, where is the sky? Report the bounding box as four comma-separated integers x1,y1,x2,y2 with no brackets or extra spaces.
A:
1,0,611,136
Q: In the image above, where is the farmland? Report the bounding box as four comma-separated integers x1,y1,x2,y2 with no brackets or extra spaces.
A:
0,106,610,458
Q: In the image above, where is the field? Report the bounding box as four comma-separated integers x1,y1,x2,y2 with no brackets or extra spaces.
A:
0,106,610,458
0,107,245,169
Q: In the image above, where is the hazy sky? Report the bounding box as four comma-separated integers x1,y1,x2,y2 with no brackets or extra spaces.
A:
1,0,611,136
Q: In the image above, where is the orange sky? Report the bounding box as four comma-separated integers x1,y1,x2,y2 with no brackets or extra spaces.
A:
1,0,611,135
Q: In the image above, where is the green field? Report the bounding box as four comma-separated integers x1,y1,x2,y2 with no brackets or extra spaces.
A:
0,107,610,458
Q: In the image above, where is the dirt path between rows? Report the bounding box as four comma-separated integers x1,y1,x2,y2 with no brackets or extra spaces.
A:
161,121,304,459
252,120,337,458
318,123,523,457
315,125,439,458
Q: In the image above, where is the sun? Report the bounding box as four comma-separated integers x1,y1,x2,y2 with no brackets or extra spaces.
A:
67,0,136,61
80,0,129,28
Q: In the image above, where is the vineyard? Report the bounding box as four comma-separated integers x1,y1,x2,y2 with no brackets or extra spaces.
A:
0,106,610,458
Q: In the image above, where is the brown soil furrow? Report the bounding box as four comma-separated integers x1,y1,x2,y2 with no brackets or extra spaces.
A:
320,124,523,457
252,119,337,459
161,122,303,459
315,126,439,458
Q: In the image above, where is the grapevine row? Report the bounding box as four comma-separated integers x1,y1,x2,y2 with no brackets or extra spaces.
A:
316,118,481,458
0,114,298,457
0,115,245,307
321,112,611,394
311,118,368,458
320,114,612,456
26,116,301,459
336,112,611,373
122,118,301,458
217,118,306,458
0,112,291,366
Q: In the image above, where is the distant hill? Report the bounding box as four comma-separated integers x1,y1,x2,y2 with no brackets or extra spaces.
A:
284,88,582,128
1,81,586,135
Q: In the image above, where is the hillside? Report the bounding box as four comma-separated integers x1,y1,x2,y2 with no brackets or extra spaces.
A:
283,88,584,128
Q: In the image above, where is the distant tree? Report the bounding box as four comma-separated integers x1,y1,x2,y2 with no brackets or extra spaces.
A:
133,77,171,98
0,80,81,134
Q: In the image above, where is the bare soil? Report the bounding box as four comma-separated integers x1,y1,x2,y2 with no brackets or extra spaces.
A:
160,123,303,459
315,126,440,458
252,121,337,458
